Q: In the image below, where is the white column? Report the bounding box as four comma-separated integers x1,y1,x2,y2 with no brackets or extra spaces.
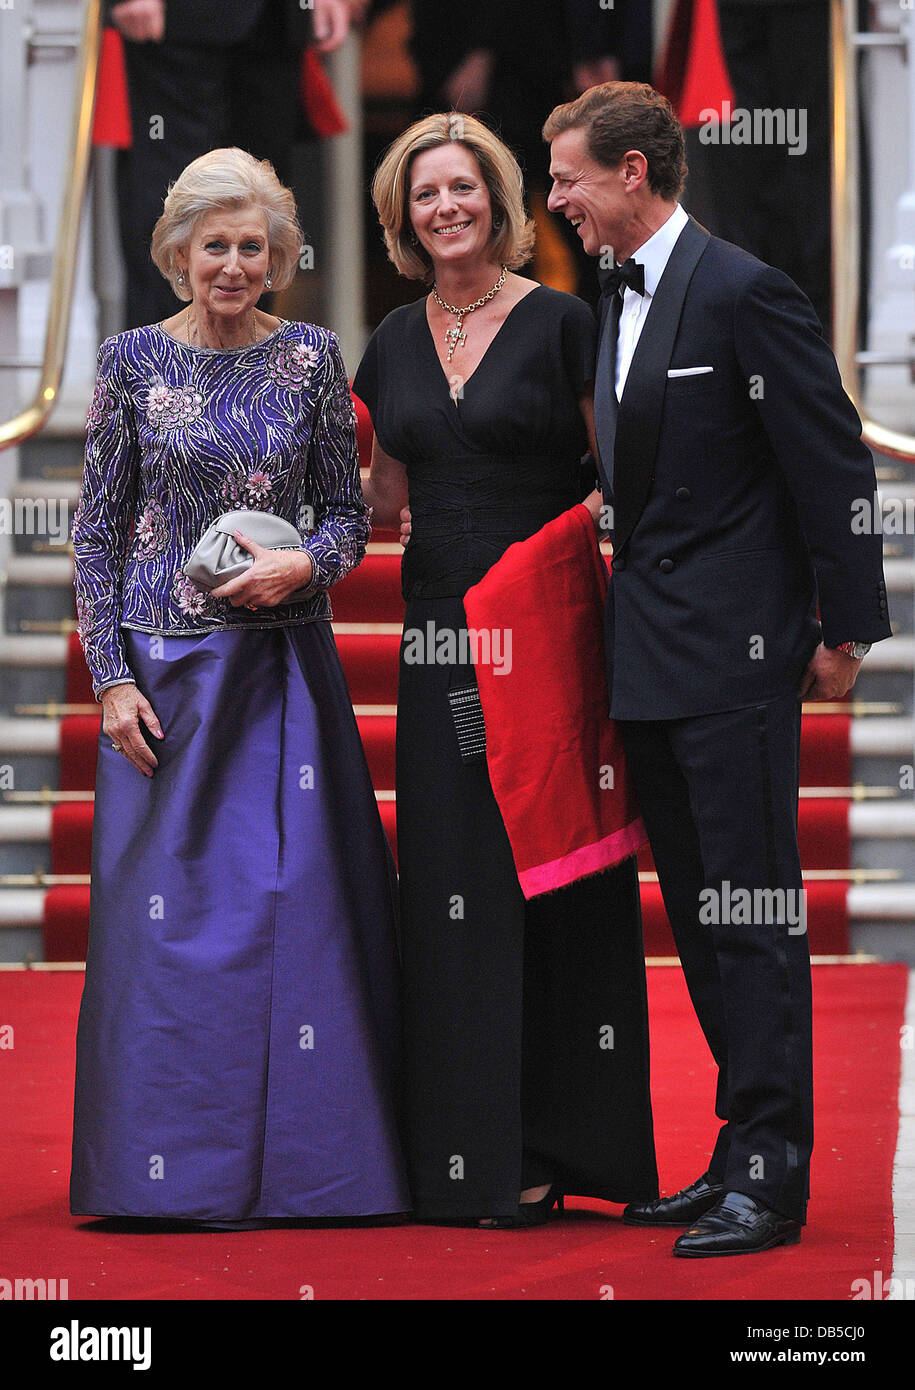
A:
324,34,366,373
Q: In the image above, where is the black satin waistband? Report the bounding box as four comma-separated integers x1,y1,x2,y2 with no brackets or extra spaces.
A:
410,501,567,538
401,453,581,598
409,452,568,474
402,506,577,599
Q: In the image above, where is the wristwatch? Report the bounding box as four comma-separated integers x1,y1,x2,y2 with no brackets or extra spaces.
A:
836,641,871,660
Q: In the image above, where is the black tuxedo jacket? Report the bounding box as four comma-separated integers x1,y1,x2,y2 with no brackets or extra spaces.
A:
595,216,891,720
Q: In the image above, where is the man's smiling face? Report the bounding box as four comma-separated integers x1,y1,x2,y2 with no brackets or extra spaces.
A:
547,126,629,259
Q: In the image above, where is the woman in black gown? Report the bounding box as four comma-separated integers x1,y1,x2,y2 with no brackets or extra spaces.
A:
353,113,658,1225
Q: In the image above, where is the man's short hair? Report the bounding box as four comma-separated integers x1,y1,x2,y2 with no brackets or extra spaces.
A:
543,82,687,202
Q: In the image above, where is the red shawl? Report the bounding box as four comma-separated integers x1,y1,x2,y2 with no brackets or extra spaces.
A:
463,504,645,899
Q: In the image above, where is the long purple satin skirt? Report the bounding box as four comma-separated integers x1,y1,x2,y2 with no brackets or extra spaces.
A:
70,624,410,1221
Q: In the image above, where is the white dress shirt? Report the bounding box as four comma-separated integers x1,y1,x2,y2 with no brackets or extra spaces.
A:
614,202,689,399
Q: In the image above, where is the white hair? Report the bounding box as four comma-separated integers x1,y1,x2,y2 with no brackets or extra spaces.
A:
151,147,302,300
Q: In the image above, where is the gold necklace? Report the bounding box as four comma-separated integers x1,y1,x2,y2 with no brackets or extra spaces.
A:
185,306,258,348
431,265,508,362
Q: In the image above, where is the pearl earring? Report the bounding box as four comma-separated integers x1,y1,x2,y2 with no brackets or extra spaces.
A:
177,272,185,286
265,272,273,288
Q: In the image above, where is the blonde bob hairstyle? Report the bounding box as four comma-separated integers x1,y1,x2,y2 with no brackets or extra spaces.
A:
371,113,535,283
151,147,302,301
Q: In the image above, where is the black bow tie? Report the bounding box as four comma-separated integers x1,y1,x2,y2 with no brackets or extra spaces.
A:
599,257,646,297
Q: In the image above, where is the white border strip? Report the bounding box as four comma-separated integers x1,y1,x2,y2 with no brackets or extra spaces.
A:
892,969,915,1295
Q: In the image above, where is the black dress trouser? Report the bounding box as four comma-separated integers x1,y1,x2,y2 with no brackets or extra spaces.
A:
710,1,832,337
117,19,302,330
617,690,813,1224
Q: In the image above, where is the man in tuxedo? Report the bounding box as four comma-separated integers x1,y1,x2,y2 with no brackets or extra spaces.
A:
544,82,891,1255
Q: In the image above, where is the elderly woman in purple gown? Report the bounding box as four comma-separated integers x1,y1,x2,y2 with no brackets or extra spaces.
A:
69,147,409,1227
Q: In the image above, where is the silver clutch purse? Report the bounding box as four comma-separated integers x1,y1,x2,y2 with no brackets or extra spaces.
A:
184,509,312,603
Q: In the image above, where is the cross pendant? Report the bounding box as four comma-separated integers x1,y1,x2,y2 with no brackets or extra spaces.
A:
444,323,466,361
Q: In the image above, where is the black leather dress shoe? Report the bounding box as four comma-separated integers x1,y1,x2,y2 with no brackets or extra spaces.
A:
622,1172,724,1226
672,1191,802,1257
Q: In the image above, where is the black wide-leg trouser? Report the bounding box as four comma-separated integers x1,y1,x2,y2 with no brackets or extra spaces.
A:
618,692,812,1224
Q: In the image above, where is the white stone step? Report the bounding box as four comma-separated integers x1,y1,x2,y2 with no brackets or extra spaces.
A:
0,807,53,840
0,717,59,753
0,710,906,761
877,479,915,502
0,712,910,757
2,549,913,610
8,477,81,503
0,708,395,754
851,801,915,837
853,718,915,756
0,629,912,669
856,636,914,670
849,883,915,920
0,788,910,845
1,879,913,930
0,634,69,666
0,890,43,926
1,541,404,590
0,627,404,670
1,553,73,586
885,558,915,589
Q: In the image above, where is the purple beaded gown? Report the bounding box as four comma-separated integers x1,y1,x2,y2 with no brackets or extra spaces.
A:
69,321,409,1222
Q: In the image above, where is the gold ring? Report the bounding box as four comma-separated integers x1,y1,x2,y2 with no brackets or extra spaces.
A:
246,603,258,611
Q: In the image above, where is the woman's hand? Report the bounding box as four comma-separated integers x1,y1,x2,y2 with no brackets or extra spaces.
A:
210,531,313,608
399,507,411,548
101,683,163,777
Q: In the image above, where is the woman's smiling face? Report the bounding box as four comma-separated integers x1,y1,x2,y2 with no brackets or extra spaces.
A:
408,144,497,270
179,205,271,320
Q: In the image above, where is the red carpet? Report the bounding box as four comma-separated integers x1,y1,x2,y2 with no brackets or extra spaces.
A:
0,963,903,1300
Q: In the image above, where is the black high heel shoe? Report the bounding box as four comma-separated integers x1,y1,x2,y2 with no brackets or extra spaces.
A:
478,1186,564,1229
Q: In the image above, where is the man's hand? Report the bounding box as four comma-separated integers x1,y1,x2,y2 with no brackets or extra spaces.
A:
101,682,163,777
210,532,313,607
399,506,411,549
443,49,495,111
799,642,863,702
571,56,621,96
109,0,165,43
312,0,351,52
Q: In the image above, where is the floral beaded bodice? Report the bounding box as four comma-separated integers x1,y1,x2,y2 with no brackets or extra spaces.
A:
73,320,370,697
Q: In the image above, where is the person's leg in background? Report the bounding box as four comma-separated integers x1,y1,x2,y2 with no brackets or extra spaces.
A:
118,42,229,328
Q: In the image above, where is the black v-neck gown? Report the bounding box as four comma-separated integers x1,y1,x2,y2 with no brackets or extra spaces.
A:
354,286,658,1219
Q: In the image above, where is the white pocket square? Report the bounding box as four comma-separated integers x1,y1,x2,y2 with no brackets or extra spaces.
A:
667,366,714,377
